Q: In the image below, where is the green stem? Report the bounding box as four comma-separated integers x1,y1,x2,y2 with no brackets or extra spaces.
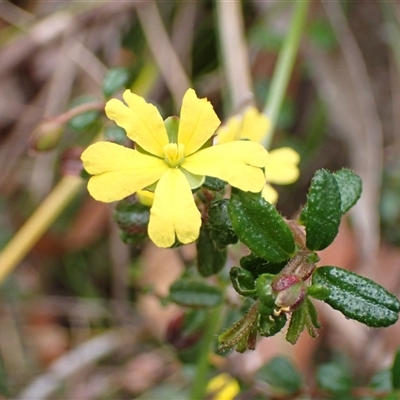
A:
262,0,309,149
189,304,223,400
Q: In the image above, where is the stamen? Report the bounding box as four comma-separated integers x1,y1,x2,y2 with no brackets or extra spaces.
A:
163,143,185,167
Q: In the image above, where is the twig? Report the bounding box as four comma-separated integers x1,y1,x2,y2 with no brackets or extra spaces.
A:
17,329,136,400
136,1,191,108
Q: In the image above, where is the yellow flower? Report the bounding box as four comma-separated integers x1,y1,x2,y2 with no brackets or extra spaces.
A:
216,106,300,203
81,89,269,248
206,373,240,400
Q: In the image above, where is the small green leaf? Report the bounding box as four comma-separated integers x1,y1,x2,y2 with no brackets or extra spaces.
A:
208,199,238,246
286,305,306,344
333,168,362,214
258,313,287,337
257,356,302,394
228,190,295,262
312,266,400,327
169,279,222,307
196,226,227,277
240,253,287,277
370,369,392,392
317,362,352,394
113,199,149,245
392,348,400,389
102,67,130,98
202,176,226,191
255,274,276,308
68,96,101,131
307,284,331,300
304,169,342,250
230,267,256,296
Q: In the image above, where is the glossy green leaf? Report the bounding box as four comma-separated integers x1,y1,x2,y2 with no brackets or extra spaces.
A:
196,226,227,277
257,356,302,394
229,190,295,262
208,199,238,246
102,67,130,98
240,253,287,277
169,279,222,307
392,348,400,389
304,169,342,250
202,176,226,191
317,362,352,394
312,267,400,327
230,267,256,296
113,199,149,245
258,313,287,337
334,168,362,214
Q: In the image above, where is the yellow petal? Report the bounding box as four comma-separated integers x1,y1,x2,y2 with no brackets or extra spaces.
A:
215,116,241,144
262,183,278,204
182,141,268,192
240,106,271,143
178,88,221,156
137,190,154,206
105,90,168,157
265,147,300,184
148,168,201,247
206,373,240,400
81,142,168,202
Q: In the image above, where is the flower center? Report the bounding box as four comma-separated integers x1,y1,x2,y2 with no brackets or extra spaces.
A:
163,143,185,167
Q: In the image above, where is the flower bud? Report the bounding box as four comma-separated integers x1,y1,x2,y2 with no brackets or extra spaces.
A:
272,274,307,312
29,119,64,152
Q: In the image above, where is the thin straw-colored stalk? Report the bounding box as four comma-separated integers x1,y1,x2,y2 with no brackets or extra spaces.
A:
262,0,309,149
216,0,253,112
0,176,83,284
136,1,190,108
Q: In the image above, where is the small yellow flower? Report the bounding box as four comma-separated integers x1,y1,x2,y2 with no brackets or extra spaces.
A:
206,373,240,400
216,106,300,203
81,89,269,248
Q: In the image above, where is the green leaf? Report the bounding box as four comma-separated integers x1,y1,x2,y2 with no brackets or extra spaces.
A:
370,369,392,392
230,267,256,296
307,284,331,300
257,356,302,394
68,96,101,131
333,168,362,214
208,199,238,246
196,226,227,277
286,305,306,344
240,253,287,277
392,348,400,389
312,266,400,327
113,199,149,245
102,67,130,98
317,362,352,394
228,190,295,262
304,169,342,251
202,176,226,191
169,279,222,307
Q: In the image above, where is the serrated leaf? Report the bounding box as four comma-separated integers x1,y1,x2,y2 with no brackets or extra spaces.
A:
228,190,295,262
169,279,222,307
257,356,302,393
196,225,227,277
305,169,342,251
312,267,400,327
333,168,362,214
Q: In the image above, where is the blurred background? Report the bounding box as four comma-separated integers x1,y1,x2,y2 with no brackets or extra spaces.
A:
0,0,399,398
